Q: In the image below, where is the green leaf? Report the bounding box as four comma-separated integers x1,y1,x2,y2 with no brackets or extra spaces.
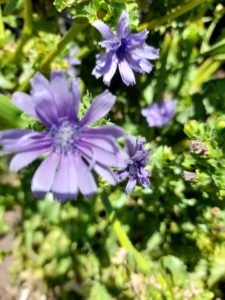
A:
0,94,24,129
162,255,187,286
53,0,74,12
88,282,112,300
4,0,23,14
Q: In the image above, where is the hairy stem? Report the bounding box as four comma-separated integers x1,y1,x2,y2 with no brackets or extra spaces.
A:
18,18,88,91
138,0,208,31
101,192,151,274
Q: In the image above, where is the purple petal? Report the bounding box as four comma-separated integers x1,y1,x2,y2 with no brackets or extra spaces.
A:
0,129,30,143
141,100,176,128
80,134,119,153
138,175,150,188
74,155,97,198
52,154,78,201
35,99,59,128
92,20,114,39
30,72,51,95
118,59,136,86
92,52,115,79
85,159,116,185
50,70,71,118
116,11,130,38
3,132,51,153
125,178,137,195
12,92,37,119
116,170,129,182
139,60,153,73
126,30,149,47
94,163,117,185
126,135,137,157
99,40,120,50
79,90,116,127
125,53,143,73
83,125,124,138
103,56,118,86
133,46,159,60
78,141,120,167
31,152,60,199
70,79,80,120
9,148,49,172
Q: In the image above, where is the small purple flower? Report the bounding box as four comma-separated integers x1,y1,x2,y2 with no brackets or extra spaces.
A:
141,100,177,128
92,11,159,86
65,48,81,77
115,135,151,195
0,71,125,201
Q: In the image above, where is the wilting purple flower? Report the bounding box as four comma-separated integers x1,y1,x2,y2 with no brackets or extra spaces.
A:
141,100,177,128
115,135,151,195
92,11,159,86
0,71,124,201
65,48,81,77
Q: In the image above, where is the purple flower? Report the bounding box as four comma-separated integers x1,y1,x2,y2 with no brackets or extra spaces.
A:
115,135,151,195
0,71,125,201
92,11,159,86
65,48,81,77
141,100,177,128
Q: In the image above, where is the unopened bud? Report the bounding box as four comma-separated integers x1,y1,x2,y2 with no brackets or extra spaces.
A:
189,140,209,155
182,171,197,181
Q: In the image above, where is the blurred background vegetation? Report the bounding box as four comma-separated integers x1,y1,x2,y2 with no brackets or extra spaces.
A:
0,0,225,299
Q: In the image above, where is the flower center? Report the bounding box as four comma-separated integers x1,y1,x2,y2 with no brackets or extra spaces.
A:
127,162,139,177
116,38,127,60
49,120,81,154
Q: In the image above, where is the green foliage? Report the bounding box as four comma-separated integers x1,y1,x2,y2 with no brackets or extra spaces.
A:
1,0,225,299
184,117,225,200
0,94,24,129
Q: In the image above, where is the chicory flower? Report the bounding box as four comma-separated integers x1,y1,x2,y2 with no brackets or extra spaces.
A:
92,11,159,86
0,71,124,201
115,135,151,195
141,100,177,128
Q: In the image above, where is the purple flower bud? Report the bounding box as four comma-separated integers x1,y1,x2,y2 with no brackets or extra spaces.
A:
0,71,125,201
115,135,151,195
92,11,159,86
65,48,81,77
141,99,177,128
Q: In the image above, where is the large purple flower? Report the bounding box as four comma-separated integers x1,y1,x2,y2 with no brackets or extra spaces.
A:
92,11,159,86
115,135,151,195
141,100,177,128
0,71,124,201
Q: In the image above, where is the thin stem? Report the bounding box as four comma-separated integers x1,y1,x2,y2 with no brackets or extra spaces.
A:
138,0,208,31
101,192,151,275
9,0,33,62
18,18,88,92
39,19,88,72
24,0,33,35
0,6,5,37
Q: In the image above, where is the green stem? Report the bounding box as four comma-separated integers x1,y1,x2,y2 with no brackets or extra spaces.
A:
138,0,208,31
18,18,88,91
24,0,32,34
154,33,171,103
39,19,88,72
0,6,5,37
101,192,151,275
9,0,33,62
